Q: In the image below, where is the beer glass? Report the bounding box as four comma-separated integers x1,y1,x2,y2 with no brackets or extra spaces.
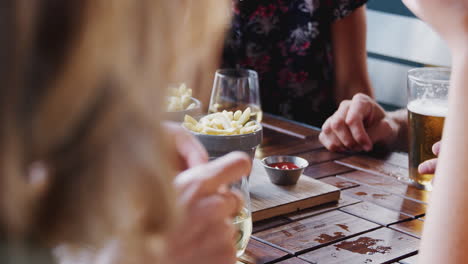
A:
209,69,262,122
407,68,450,190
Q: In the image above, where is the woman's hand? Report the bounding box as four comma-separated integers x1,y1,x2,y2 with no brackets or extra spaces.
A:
162,152,251,264
319,93,405,152
402,0,468,52
163,121,209,171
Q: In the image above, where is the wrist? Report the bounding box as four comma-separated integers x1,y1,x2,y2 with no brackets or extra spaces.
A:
386,110,408,151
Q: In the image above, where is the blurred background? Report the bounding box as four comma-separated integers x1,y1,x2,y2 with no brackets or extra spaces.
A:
366,1,450,110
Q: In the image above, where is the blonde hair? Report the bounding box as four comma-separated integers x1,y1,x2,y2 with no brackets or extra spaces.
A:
0,0,230,260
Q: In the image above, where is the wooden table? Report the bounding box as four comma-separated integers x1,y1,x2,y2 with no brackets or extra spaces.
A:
239,114,427,264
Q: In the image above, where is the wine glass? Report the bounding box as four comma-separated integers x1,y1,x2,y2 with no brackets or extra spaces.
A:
232,176,252,258
209,69,262,122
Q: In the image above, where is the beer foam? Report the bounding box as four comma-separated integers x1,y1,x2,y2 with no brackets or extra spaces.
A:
407,99,448,117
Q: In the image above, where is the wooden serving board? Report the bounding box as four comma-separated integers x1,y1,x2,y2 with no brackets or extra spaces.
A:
250,159,340,221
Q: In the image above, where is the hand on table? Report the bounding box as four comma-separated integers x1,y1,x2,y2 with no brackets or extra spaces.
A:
319,93,401,152
162,152,251,264
163,121,208,171
418,141,441,175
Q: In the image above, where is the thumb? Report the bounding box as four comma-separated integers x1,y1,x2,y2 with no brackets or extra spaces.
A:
418,158,438,175
432,141,441,156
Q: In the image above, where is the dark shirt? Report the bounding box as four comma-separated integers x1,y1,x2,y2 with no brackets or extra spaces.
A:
223,0,368,127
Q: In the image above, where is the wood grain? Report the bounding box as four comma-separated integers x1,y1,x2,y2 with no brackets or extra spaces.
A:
250,159,340,221
253,216,291,234
390,219,425,238
299,228,420,264
286,195,362,221
336,156,408,180
232,116,425,263
339,201,412,226
399,254,418,264
343,186,427,217
254,210,379,254
256,128,323,159
337,171,430,204
295,149,348,165
355,151,409,169
380,152,408,169
238,238,290,264
262,113,321,139
320,176,360,190
275,257,310,264
303,161,354,179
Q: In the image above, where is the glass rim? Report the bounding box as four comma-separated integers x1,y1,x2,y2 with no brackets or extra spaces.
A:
408,67,451,84
215,68,258,79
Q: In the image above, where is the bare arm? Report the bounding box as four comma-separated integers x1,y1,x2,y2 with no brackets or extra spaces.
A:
418,51,468,263
397,0,468,262
331,6,374,104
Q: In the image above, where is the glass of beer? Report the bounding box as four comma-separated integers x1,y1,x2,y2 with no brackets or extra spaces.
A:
407,68,450,190
232,176,252,258
209,69,262,122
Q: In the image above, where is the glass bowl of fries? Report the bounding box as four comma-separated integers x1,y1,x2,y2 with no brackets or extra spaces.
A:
182,107,262,160
165,83,202,122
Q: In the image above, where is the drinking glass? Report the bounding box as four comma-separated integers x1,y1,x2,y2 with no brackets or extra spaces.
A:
209,69,262,122
232,176,252,258
407,67,450,190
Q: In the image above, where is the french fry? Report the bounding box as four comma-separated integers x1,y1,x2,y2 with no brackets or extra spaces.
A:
240,125,259,134
186,103,196,110
183,108,259,135
237,107,251,125
183,122,201,133
233,110,242,121
222,110,234,121
244,121,256,127
184,115,198,125
166,83,197,111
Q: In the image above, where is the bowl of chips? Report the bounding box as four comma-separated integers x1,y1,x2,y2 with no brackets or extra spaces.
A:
165,83,201,122
183,107,262,160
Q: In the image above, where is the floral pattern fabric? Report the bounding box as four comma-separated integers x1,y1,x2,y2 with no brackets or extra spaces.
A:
222,0,368,126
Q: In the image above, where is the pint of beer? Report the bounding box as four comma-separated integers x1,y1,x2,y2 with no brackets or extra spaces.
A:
407,68,450,190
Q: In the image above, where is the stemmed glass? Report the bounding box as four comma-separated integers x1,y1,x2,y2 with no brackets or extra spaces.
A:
232,176,252,258
209,69,262,122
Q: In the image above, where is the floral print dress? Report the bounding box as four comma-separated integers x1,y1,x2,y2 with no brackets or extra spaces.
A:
222,0,368,127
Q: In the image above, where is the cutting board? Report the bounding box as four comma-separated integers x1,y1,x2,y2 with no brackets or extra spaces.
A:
249,159,340,221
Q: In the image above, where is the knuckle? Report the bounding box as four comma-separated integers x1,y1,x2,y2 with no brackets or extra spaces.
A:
362,100,373,110
380,119,392,131
209,197,226,212
330,119,344,131
322,122,332,134
345,116,358,126
319,132,327,146
339,100,350,108
319,132,327,143
353,93,367,102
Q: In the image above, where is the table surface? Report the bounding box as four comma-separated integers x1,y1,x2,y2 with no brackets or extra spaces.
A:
238,114,426,264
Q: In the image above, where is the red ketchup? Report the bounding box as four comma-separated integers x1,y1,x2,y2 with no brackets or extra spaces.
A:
269,162,299,170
